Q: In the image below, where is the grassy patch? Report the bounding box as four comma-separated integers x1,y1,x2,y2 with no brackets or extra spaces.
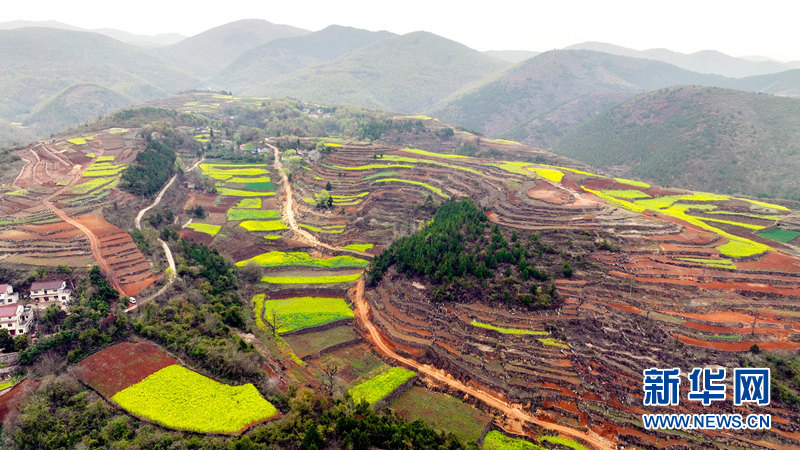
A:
362,170,402,180
239,220,287,232
227,209,281,221
235,198,261,209
390,386,489,444
677,257,736,269
538,337,568,348
253,295,355,334
341,243,373,252
111,364,277,434
757,229,800,243
260,273,361,284
283,325,360,359
349,367,415,405
471,320,548,335
237,251,370,269
372,178,449,198
218,187,275,197
242,181,276,191
186,223,221,236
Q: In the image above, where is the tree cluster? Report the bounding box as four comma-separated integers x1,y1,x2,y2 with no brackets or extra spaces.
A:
119,140,177,197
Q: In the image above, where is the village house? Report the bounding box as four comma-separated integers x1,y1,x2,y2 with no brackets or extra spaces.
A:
29,280,71,306
0,304,33,335
0,284,19,304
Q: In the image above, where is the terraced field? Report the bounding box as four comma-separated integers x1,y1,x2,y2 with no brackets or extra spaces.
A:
0,131,159,295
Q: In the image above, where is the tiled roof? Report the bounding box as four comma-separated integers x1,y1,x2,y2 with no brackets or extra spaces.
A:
30,280,65,291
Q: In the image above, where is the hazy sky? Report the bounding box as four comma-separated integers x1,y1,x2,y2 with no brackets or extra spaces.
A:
5,0,800,61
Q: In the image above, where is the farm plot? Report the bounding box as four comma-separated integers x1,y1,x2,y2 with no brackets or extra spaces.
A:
282,325,360,359
199,163,268,181
74,342,277,434
81,162,128,177
348,366,416,405
186,222,221,236
237,251,369,269
227,209,281,221
389,386,490,444
251,294,354,334
260,273,361,284
112,365,277,434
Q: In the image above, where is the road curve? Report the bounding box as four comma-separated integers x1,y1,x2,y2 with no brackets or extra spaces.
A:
350,277,613,449
268,140,611,448
269,143,370,257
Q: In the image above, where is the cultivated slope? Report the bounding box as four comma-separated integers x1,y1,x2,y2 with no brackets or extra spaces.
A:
248,31,509,113
155,19,310,79
553,85,800,199
211,25,395,92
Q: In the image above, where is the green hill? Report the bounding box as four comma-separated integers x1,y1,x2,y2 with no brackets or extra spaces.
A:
156,19,309,79
429,50,729,146
24,84,131,133
211,25,395,92
247,31,509,113
552,85,800,199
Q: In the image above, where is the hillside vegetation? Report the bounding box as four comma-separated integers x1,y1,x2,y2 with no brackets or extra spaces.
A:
430,50,729,146
249,31,509,113
553,86,800,199
25,84,131,133
211,25,394,92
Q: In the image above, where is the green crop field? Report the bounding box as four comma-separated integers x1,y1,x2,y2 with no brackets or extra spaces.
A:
757,228,800,243
242,181,276,191
362,170,402,180
235,198,261,208
299,223,345,233
200,163,268,180
239,220,287,231
372,178,449,198
227,176,272,184
471,320,548,335
483,430,541,450
260,273,361,284
602,189,651,199
538,337,569,348
68,176,119,194
349,366,416,405
111,365,277,434
186,223,221,236
217,187,276,197
82,162,128,177
614,178,651,188
341,243,373,252
677,257,736,269
227,209,281,221
390,386,489,444
400,148,469,159
282,325,360,359
252,295,355,334
237,251,369,269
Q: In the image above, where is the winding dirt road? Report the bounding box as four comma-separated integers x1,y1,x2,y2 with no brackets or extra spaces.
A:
269,141,611,448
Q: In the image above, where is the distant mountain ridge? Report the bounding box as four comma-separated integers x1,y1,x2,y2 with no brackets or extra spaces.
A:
248,31,509,113
567,41,800,78
0,20,186,46
211,25,396,92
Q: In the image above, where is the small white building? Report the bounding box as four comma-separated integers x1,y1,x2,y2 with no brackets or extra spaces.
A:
0,304,33,335
29,280,70,306
0,284,19,305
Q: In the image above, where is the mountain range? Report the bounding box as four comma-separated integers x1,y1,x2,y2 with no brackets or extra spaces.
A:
1,19,799,199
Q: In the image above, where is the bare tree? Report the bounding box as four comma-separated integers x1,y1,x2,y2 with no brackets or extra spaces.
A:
266,308,281,337
320,360,340,397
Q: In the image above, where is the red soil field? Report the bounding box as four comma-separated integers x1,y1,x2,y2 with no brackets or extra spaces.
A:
71,341,177,397
0,379,40,422
675,334,800,351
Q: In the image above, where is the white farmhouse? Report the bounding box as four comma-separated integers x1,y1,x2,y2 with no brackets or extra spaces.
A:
0,284,19,304
29,280,71,306
0,304,33,335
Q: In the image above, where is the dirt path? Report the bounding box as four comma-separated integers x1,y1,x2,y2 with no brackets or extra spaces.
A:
269,144,369,257
350,277,614,449
127,158,204,311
